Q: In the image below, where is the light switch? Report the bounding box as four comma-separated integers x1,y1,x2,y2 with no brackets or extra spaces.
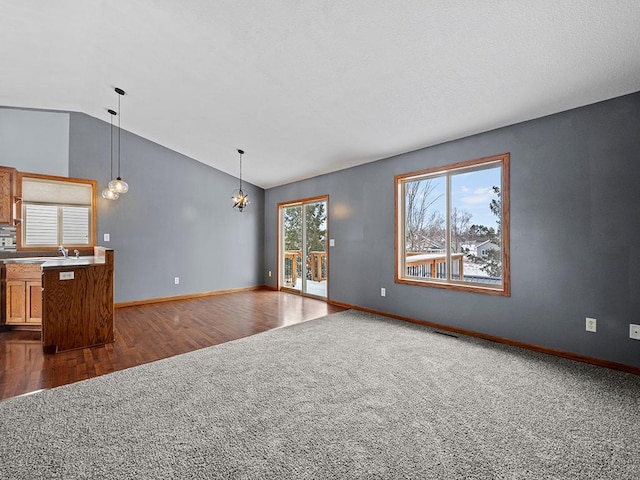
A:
329,239,335,247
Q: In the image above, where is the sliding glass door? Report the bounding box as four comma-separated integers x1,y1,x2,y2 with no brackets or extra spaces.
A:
282,203,303,292
280,197,328,298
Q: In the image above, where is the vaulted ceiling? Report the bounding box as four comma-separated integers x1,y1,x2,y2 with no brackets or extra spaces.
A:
1,1,639,188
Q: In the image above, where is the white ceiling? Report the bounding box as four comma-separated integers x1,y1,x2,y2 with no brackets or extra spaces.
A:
1,1,639,189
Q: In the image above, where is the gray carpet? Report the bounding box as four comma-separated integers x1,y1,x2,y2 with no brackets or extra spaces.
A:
1,310,639,479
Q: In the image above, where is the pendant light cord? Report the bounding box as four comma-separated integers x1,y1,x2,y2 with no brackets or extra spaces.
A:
237,148,245,194
110,112,114,180
239,150,243,192
108,109,117,180
117,92,122,180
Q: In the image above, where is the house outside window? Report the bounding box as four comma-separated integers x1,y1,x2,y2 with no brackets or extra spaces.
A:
395,153,510,296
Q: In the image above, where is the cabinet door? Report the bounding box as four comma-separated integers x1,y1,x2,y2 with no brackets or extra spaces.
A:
6,281,26,324
26,281,42,324
0,167,14,224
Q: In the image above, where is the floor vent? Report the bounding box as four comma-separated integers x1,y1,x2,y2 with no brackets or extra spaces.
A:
433,330,458,338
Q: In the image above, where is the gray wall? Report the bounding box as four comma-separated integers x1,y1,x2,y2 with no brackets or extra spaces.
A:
68,113,264,304
0,108,69,176
264,92,640,368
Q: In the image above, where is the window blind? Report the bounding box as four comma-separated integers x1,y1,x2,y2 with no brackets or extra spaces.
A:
62,206,90,245
24,204,58,245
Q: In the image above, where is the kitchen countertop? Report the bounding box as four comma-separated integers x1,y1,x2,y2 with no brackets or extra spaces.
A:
0,248,95,259
2,256,106,268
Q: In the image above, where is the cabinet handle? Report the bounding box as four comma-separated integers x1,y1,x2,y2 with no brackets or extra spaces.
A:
12,197,22,224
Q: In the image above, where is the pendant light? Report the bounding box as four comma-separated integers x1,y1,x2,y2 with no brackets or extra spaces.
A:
102,109,120,200
108,87,129,194
231,149,250,212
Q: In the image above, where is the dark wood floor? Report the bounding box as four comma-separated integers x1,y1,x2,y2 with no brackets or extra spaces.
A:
0,290,346,401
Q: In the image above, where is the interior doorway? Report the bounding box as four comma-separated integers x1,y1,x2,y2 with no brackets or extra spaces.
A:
279,196,328,299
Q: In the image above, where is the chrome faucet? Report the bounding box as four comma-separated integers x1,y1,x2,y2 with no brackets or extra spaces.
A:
58,245,69,258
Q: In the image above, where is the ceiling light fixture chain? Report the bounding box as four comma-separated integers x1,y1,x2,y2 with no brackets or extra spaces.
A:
231,148,250,212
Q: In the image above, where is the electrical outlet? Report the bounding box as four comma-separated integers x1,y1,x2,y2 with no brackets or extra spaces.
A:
103,233,110,242
381,287,386,297
268,271,272,277
630,324,640,340
174,277,180,285
586,317,597,333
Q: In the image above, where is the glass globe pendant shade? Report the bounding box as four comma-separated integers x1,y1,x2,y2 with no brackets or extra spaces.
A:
108,177,129,194
231,189,250,212
102,187,120,200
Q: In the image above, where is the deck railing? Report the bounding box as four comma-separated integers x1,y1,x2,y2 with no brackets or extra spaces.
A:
405,252,501,284
405,252,464,279
284,250,327,286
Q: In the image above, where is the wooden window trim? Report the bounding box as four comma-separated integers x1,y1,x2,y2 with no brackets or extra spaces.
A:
277,194,329,296
16,171,97,251
394,153,510,297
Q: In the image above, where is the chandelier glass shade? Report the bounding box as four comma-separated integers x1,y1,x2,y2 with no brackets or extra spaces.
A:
108,177,129,194
102,188,120,200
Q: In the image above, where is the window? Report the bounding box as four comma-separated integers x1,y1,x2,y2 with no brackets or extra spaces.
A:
20,175,96,249
395,153,510,296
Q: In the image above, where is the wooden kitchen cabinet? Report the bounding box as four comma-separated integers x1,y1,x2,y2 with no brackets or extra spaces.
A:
42,248,114,352
6,281,26,323
3,264,42,326
0,166,17,225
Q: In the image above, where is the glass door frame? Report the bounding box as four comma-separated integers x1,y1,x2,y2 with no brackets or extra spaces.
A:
277,195,329,300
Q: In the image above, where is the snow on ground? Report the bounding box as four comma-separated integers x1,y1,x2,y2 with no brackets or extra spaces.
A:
289,279,327,297
463,261,489,277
